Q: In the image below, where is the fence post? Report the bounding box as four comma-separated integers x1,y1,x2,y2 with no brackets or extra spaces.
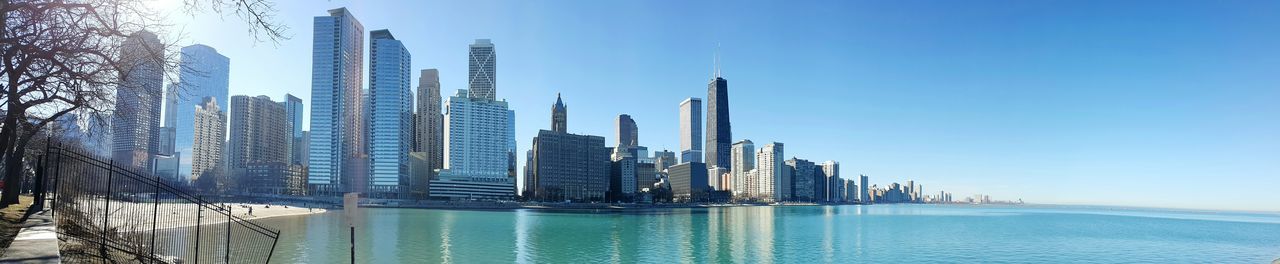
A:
30,155,43,212
150,173,161,263
195,196,202,264
50,143,61,218
102,159,114,255
226,204,231,264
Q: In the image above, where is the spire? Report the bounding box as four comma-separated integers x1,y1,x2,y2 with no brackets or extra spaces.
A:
714,42,722,78
551,93,567,133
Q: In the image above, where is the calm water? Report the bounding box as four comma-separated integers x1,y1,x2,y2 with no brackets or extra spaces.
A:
255,205,1280,263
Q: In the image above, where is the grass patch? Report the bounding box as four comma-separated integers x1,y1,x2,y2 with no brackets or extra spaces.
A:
0,195,35,257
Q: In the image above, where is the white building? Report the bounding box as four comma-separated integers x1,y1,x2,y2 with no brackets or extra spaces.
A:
432,89,516,200
679,97,703,164
756,142,786,202
730,140,754,197
191,97,225,183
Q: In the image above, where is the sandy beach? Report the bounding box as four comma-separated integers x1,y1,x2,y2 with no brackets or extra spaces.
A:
66,199,327,231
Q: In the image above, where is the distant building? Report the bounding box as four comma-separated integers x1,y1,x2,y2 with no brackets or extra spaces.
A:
820,161,840,202
729,140,754,197
551,93,567,133
756,142,784,202
284,94,304,166
786,158,816,202
112,31,164,171
616,114,638,148
169,44,230,182
227,95,289,194
468,39,497,100
527,95,609,201
190,97,225,186
653,150,677,171
610,147,637,201
706,76,731,171
860,174,869,203
414,69,444,179
668,162,708,202
408,152,431,199
242,163,306,196
679,97,702,163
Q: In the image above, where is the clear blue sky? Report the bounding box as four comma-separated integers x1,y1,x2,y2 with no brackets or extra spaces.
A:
153,0,1280,211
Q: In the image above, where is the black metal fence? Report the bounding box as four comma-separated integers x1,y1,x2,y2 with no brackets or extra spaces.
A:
36,142,280,263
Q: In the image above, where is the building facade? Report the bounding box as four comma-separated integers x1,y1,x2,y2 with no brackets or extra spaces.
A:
308,8,365,194
112,31,164,171
368,29,413,197
820,160,840,202
679,97,702,163
705,76,731,171
755,142,784,202
729,140,754,197
467,39,496,100
616,114,638,148
284,94,304,165
432,88,516,200
668,162,708,202
169,44,230,182
786,158,816,202
414,69,444,178
190,97,225,186
528,130,609,202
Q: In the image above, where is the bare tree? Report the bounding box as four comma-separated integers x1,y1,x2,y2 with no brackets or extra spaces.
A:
0,0,286,206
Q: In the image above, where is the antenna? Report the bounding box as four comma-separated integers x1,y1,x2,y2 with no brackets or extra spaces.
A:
714,42,722,78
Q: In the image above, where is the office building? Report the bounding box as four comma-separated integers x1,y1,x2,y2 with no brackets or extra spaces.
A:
616,114,638,148
653,150,677,171
284,94,304,165
414,69,444,176
468,39,496,100
367,29,413,197
610,147,637,201
820,161,840,202
166,44,230,182
705,75,731,170
679,97,702,163
308,8,365,194
668,162,708,202
860,174,870,203
112,31,164,170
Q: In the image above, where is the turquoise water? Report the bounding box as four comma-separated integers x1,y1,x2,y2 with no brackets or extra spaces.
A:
255,205,1280,263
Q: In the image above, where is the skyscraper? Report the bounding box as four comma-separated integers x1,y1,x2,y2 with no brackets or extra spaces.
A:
706,76,731,170
433,89,515,200
414,69,444,178
860,174,870,203
610,147,637,200
112,31,164,170
190,97,225,186
308,8,365,194
468,39,496,100
227,95,288,170
368,29,413,197
730,140,754,197
284,94,304,165
668,162,708,202
679,97,702,163
616,114,638,148
786,158,817,202
551,94,567,133
756,142,784,202
820,160,840,202
169,44,230,181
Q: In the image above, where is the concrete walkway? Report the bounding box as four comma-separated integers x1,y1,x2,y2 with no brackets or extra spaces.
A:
0,210,59,263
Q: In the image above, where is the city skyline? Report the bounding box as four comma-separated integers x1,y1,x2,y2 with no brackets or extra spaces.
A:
147,0,1280,211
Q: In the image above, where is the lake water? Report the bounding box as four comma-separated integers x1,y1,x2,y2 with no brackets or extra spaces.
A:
254,204,1280,263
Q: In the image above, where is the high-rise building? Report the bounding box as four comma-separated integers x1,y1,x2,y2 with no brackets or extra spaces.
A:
414,69,444,176
551,93,567,133
433,89,516,200
729,140,754,197
786,158,816,202
284,94,304,165
168,44,230,182
610,147,637,200
653,150,677,171
308,8,365,195
526,94,609,202
528,132,608,202
820,161,840,202
705,76,731,171
616,114,638,148
467,39,496,100
190,97,225,185
367,29,413,197
668,162,708,202
679,97,702,164
112,31,164,170
224,95,296,196
860,174,869,203
756,142,784,202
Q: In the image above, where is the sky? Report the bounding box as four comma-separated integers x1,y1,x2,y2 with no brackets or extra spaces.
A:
149,0,1280,212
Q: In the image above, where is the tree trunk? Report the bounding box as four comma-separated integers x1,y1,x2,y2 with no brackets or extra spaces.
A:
0,143,24,206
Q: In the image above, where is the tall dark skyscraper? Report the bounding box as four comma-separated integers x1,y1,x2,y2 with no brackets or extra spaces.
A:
551,93,567,133
616,114,637,148
705,75,731,170
112,31,164,171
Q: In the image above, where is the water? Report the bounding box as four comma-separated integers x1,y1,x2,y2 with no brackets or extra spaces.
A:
254,205,1280,263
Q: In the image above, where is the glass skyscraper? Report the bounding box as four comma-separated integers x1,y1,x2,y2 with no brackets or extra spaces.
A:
169,44,230,182
679,97,702,163
284,94,304,166
308,8,365,194
368,29,412,197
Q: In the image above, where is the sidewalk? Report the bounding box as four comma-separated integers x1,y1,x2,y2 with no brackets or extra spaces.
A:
0,210,59,263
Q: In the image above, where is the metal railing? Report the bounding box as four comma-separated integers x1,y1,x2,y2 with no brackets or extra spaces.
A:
36,142,281,263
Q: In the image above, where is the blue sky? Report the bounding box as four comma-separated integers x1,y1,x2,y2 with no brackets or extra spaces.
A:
153,0,1280,211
